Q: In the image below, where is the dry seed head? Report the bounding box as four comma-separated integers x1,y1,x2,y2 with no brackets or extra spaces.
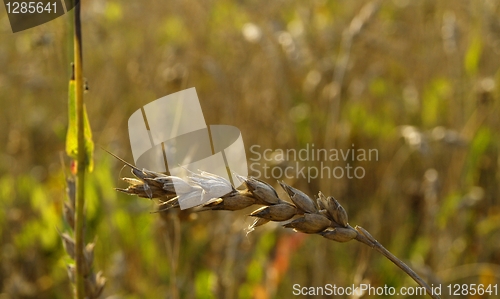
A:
279,181,318,213
131,167,152,181
320,227,357,242
317,192,328,211
200,171,232,182
111,154,441,299
326,196,348,227
335,204,348,227
174,190,202,209
115,184,144,197
130,168,145,180
121,177,144,186
116,182,166,199
190,172,234,201
157,197,180,212
142,177,164,189
239,175,281,205
162,176,198,194
201,194,256,211
138,168,162,180
318,209,330,219
283,213,331,234
190,171,234,192
143,183,153,199
250,203,297,221
201,197,223,208
218,194,256,211
143,183,166,198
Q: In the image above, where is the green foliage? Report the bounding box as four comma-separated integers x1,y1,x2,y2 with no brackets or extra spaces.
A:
464,34,483,76
104,1,123,22
465,127,492,185
438,192,463,229
422,78,451,127
346,102,395,138
160,16,189,45
195,270,217,299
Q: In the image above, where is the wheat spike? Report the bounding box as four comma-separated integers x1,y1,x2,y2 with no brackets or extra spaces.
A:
112,154,441,299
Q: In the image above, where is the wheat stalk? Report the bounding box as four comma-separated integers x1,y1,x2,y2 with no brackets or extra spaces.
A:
61,3,105,296
110,152,440,299
60,174,106,299
60,156,106,299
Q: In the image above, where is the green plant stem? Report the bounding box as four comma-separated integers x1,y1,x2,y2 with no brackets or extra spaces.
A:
73,3,85,299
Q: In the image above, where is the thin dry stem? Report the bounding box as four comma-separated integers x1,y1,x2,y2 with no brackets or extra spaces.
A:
355,226,440,299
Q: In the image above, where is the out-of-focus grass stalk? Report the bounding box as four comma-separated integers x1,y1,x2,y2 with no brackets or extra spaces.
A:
73,3,85,299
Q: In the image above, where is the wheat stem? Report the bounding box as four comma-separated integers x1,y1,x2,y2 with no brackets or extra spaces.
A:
374,244,438,299
73,3,85,299
355,226,440,299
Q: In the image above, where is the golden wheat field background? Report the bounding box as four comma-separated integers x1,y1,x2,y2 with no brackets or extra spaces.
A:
0,0,499,298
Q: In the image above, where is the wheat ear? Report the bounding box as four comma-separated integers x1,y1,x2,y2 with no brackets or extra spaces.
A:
110,152,440,299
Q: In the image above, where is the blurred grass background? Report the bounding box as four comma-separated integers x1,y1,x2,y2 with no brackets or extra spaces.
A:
1,0,500,298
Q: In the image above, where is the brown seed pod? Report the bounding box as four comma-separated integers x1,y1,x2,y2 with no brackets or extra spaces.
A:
326,196,348,227
201,194,256,211
279,181,318,213
316,192,334,222
121,177,144,186
238,175,281,205
317,192,329,211
283,213,331,234
124,163,163,182
250,203,297,221
320,227,357,242
142,177,164,189
117,182,165,199
318,209,330,219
